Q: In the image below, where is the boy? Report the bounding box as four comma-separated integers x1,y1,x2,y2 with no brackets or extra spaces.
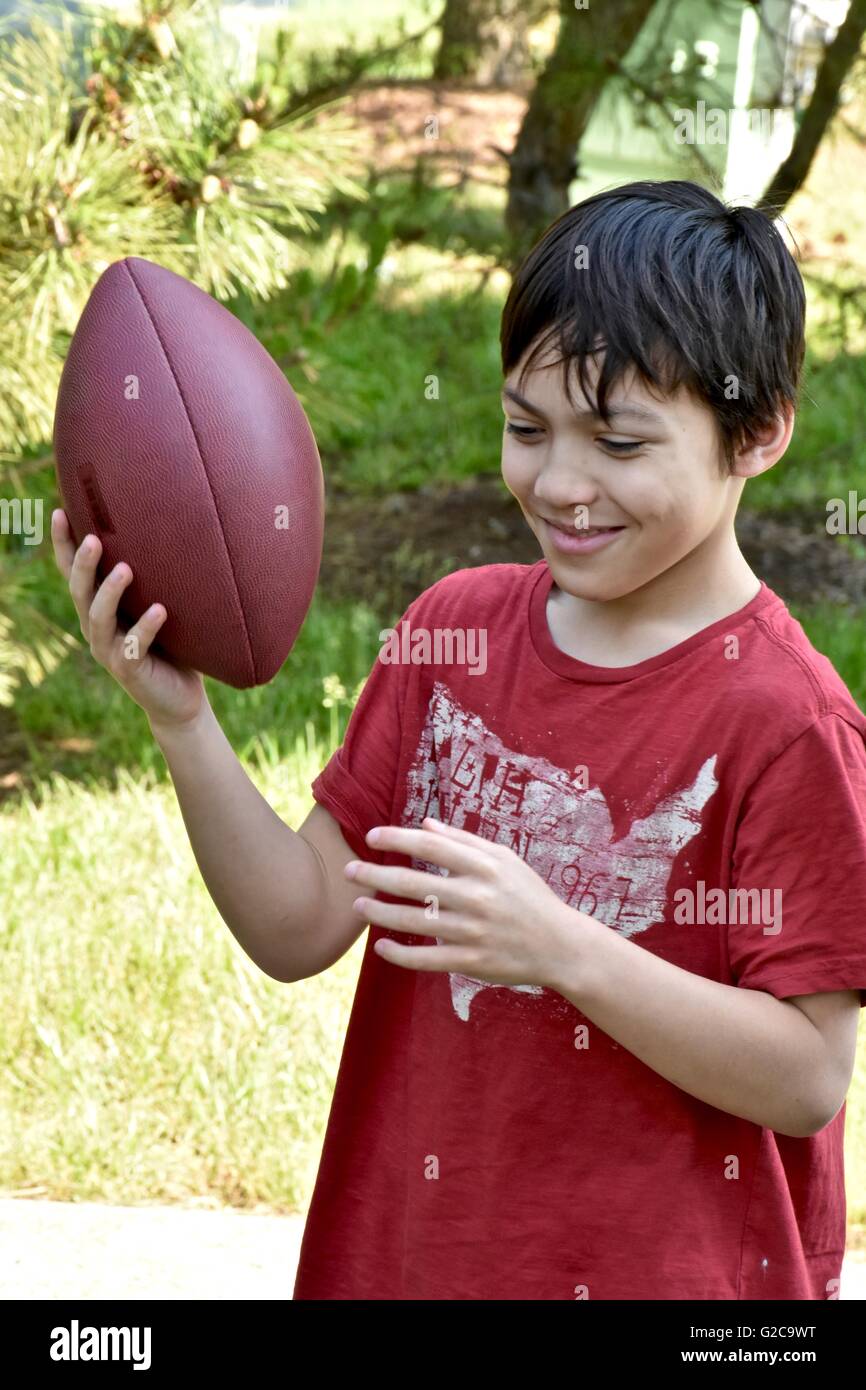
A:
54,179,866,1300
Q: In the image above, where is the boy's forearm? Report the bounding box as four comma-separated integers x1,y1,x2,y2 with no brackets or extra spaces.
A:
149,700,323,981
548,910,835,1138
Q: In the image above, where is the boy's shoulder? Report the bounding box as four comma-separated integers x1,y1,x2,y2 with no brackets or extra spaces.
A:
406,561,541,624
740,589,866,743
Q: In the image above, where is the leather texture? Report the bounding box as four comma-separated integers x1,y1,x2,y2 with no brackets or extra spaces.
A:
53,257,324,687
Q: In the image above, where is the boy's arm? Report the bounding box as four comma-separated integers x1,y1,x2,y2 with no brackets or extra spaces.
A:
552,915,861,1138
151,704,370,983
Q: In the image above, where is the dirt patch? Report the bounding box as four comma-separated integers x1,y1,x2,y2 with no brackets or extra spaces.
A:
333,80,526,187
318,474,866,615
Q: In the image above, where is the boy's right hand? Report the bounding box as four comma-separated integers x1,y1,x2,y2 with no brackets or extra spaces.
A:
52,508,205,732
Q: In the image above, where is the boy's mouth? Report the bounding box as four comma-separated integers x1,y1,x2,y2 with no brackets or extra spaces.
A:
542,516,624,534
540,517,626,554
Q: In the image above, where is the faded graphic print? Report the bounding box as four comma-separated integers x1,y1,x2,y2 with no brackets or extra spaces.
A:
401,684,719,1021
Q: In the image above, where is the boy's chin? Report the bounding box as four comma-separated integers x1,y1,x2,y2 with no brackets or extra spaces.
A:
544,552,650,604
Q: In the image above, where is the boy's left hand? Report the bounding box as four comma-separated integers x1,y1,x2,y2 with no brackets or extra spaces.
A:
344,817,580,989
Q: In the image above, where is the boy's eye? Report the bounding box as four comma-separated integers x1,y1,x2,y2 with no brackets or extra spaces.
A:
504,421,541,439
598,439,644,454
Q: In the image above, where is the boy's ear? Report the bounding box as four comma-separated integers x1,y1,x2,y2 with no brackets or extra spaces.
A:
730,401,796,480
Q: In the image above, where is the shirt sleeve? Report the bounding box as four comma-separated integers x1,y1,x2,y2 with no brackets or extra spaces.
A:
729,712,866,1007
310,594,423,865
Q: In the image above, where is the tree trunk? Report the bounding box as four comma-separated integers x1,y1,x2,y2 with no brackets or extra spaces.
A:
758,0,866,214
434,0,503,80
433,0,551,86
504,0,657,265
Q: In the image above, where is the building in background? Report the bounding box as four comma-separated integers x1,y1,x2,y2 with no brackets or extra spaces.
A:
577,0,851,203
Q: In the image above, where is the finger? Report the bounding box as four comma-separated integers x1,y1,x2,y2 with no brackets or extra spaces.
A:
347,858,483,916
88,562,133,663
68,533,103,637
365,824,493,875
51,509,77,580
116,604,168,669
373,935,470,973
346,859,452,903
352,896,466,939
421,817,505,854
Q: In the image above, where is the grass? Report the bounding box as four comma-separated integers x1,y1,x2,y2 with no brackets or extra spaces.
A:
790,600,866,712
0,737,363,1212
744,349,866,516
250,0,439,76
251,252,507,494
9,580,385,796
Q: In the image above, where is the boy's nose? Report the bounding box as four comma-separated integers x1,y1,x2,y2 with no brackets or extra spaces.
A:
533,450,601,511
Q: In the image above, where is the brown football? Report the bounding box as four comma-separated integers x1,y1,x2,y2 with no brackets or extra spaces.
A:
53,257,323,687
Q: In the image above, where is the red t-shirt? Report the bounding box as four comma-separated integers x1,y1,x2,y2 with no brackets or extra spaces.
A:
293,560,866,1300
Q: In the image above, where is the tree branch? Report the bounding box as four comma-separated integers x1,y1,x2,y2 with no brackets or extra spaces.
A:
757,0,866,214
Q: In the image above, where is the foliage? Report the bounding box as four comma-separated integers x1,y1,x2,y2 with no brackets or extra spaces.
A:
0,0,370,465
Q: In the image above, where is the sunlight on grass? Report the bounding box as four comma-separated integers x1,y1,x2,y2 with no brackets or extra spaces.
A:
253,0,438,73
0,739,363,1211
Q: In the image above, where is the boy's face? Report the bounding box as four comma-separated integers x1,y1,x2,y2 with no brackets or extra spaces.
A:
501,345,751,604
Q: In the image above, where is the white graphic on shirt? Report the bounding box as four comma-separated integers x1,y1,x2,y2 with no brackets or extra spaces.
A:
401,683,719,1022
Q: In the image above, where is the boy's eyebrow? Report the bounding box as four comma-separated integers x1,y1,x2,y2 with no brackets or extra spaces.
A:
501,385,665,426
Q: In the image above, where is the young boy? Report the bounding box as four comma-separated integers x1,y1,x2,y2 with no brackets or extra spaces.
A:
54,179,866,1301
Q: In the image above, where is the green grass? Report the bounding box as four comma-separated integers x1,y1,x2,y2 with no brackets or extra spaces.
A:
0,736,364,1211
252,0,439,76
10,581,386,797
792,601,866,712
744,349,866,516
0,542,399,1211
245,240,509,494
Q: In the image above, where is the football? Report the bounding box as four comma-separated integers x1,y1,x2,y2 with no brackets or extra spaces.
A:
53,257,324,688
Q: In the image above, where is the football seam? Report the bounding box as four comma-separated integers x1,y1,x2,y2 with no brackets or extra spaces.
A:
123,258,258,684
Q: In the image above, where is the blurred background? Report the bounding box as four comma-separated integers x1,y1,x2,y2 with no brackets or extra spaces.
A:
1,0,865,1297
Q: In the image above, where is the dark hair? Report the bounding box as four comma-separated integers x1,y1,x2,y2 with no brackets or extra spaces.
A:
499,180,806,471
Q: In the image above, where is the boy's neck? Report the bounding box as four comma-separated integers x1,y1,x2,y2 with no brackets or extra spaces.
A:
546,532,762,669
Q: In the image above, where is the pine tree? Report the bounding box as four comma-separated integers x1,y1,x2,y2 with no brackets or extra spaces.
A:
0,0,367,464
